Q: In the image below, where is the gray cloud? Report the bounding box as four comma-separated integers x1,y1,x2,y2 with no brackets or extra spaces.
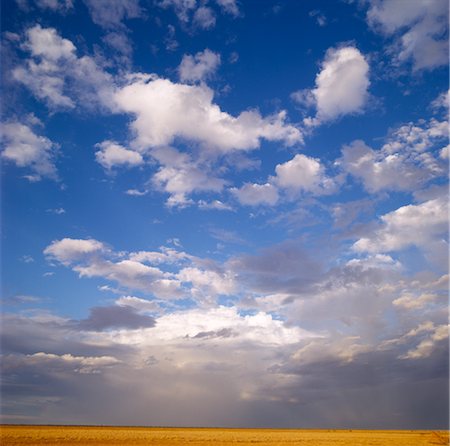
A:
76,305,156,331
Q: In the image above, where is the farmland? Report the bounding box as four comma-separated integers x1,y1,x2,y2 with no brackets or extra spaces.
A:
1,425,448,445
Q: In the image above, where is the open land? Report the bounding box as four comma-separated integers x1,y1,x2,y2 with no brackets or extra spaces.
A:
1,425,449,446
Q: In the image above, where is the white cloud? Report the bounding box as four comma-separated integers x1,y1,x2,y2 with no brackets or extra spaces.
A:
193,7,216,29
398,324,448,359
153,162,226,207
35,0,73,12
160,0,197,23
44,238,240,302
44,238,106,264
230,182,279,206
1,121,59,181
178,267,236,297
160,0,239,28
25,352,121,374
129,246,192,265
13,25,115,110
95,140,144,170
115,296,161,313
110,305,308,346
178,49,221,83
82,0,142,29
339,130,446,193
46,207,66,214
304,46,370,125
198,199,233,211
103,32,133,58
215,0,240,17
367,0,448,71
392,292,438,310
353,196,448,254
114,76,302,153
346,254,402,271
272,154,333,193
431,90,449,111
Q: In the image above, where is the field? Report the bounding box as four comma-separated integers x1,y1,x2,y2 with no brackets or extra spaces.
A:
1,425,449,446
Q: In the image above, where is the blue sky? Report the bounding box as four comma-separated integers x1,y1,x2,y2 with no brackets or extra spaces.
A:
1,0,449,428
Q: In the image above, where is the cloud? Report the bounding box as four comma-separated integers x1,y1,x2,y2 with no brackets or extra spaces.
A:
303,46,370,125
392,292,439,310
367,0,449,71
46,207,66,214
339,120,446,193
193,7,216,29
229,239,325,295
178,49,221,83
76,305,156,331
400,324,448,359
16,352,121,374
82,0,142,29
230,153,335,207
115,296,161,313
1,120,59,181
353,196,448,255
230,182,279,206
95,140,144,170
159,0,240,29
178,267,236,298
115,76,302,152
15,0,73,12
151,147,227,207
102,32,133,59
198,199,233,211
215,0,240,17
44,238,106,264
309,9,327,27
44,237,242,302
272,154,334,194
13,25,114,110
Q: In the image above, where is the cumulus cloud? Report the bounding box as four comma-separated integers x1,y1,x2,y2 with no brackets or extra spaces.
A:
178,49,221,83
230,153,335,207
1,120,59,181
367,0,449,71
178,267,236,299
353,196,448,255
44,238,106,264
153,161,226,208
115,76,302,152
95,140,144,170
303,46,370,125
272,153,335,194
230,182,279,206
13,25,115,110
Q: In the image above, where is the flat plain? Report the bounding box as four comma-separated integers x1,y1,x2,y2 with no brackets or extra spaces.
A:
1,425,449,446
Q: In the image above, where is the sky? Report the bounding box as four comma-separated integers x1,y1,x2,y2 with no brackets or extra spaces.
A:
0,0,449,429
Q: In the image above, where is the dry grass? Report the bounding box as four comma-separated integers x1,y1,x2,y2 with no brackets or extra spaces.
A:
1,425,449,445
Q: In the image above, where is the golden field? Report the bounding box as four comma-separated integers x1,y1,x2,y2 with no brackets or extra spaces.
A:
1,425,449,446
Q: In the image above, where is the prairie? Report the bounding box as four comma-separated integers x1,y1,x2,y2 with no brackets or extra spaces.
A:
1,425,449,446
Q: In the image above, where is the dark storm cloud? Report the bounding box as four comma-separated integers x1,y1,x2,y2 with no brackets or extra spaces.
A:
76,305,156,331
